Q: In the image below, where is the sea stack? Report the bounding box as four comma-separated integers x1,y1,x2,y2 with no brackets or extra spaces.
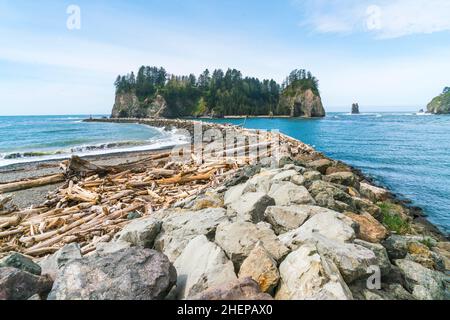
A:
351,103,360,114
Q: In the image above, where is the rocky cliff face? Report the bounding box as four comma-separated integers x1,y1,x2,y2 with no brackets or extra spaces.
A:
278,88,325,118
111,92,169,118
427,88,450,114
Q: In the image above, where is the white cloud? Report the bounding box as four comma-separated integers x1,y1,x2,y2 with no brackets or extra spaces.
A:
296,0,450,39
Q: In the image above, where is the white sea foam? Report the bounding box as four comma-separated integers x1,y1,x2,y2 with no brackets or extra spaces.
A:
0,127,190,168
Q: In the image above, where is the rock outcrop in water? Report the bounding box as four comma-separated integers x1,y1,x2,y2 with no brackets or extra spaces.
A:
278,88,325,118
352,103,360,114
427,87,450,114
111,92,169,118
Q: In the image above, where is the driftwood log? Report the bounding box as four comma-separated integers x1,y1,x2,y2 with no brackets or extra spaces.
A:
0,128,315,258
0,174,66,194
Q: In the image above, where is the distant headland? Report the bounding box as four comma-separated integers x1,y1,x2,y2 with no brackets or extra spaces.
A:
427,87,450,114
111,67,325,119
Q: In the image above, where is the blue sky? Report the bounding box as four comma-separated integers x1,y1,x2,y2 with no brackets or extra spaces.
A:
1,0,450,115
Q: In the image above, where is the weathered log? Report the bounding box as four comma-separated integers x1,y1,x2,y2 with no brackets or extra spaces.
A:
0,174,65,194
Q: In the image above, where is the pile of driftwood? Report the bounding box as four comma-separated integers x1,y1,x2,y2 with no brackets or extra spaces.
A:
0,128,314,258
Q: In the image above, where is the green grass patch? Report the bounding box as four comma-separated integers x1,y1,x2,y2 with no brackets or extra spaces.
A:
419,238,435,249
378,202,411,235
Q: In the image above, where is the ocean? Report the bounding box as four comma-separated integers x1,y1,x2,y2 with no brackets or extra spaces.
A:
0,113,449,234
204,113,450,235
0,115,188,167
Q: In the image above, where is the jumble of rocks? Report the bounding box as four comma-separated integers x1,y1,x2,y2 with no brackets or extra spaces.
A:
1,157,449,300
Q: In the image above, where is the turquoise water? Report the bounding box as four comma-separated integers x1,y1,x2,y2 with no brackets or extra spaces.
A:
204,113,450,235
0,115,187,167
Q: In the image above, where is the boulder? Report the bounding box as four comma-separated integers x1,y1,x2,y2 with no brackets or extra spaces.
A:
227,192,275,223
352,197,381,218
323,172,360,189
224,184,247,206
243,169,280,194
346,212,388,243
215,221,289,268
360,183,389,202
275,243,353,300
174,235,236,299
268,182,315,206
95,240,131,255
395,259,446,300
306,159,332,174
308,180,353,212
0,268,53,300
279,210,356,250
353,239,391,276
310,234,379,283
154,208,231,262
113,217,161,248
39,243,82,280
303,171,322,184
47,248,176,300
238,243,280,293
290,174,306,186
406,242,445,271
381,235,436,261
272,170,299,183
185,192,224,211
193,277,273,300
325,165,352,176
264,205,311,235
0,252,41,275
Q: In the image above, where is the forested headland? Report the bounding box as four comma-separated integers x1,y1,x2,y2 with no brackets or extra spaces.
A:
112,67,324,118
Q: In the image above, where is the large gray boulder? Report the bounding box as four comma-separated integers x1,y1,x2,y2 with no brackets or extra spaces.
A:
0,252,41,275
354,239,391,276
173,235,236,299
224,184,247,206
308,180,353,212
39,243,82,280
359,183,389,202
323,172,360,189
193,277,273,300
268,182,315,206
227,192,275,223
264,205,311,235
154,208,231,262
48,248,176,300
310,234,379,283
279,209,356,250
243,169,281,194
0,268,53,300
395,259,447,300
113,217,161,248
215,221,289,268
275,243,353,300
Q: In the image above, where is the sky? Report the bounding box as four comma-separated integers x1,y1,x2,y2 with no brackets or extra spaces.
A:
1,0,450,115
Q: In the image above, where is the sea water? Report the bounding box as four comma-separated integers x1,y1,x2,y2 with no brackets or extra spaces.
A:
0,115,188,167
204,112,450,235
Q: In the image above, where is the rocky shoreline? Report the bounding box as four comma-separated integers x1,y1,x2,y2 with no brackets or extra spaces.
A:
1,118,449,300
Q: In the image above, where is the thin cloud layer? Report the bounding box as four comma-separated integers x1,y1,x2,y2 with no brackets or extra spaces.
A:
295,0,450,39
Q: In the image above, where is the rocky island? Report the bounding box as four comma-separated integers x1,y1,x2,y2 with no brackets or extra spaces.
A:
0,117,448,301
111,67,325,119
427,87,450,114
352,103,360,114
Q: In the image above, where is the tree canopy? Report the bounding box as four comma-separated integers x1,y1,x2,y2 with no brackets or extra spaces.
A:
114,66,320,117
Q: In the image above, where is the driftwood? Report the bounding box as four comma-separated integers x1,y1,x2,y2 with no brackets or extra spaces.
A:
0,127,314,258
0,174,65,194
